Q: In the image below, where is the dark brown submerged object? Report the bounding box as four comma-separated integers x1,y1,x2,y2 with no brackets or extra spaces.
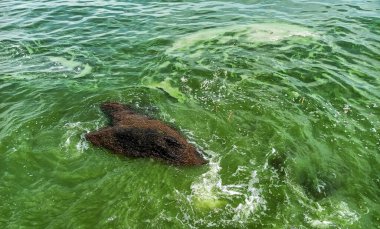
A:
85,102,208,166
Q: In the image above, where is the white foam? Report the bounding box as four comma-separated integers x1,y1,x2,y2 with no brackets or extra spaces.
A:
49,56,81,68
292,179,360,228
49,56,92,78
306,216,334,228
335,202,359,224
74,63,92,78
190,158,229,209
232,170,266,222
168,22,317,53
189,152,265,222
62,122,90,154
76,133,89,152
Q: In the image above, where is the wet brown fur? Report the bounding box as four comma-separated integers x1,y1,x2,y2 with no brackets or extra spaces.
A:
85,102,207,166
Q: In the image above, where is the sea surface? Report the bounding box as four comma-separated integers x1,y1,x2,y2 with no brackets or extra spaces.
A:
1,0,379,228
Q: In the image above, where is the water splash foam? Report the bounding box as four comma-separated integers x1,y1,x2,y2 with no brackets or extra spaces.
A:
186,151,266,226
62,122,89,155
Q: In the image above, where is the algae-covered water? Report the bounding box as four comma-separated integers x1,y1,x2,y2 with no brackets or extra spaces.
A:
1,0,380,228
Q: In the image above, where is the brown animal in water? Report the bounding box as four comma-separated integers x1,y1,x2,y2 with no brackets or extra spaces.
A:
85,102,207,166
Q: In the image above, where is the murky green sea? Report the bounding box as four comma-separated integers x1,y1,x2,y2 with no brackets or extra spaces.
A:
1,0,380,228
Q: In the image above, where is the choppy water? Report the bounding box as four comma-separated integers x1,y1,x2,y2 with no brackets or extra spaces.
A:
1,0,379,228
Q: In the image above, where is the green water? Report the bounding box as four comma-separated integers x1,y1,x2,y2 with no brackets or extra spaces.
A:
1,0,379,228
